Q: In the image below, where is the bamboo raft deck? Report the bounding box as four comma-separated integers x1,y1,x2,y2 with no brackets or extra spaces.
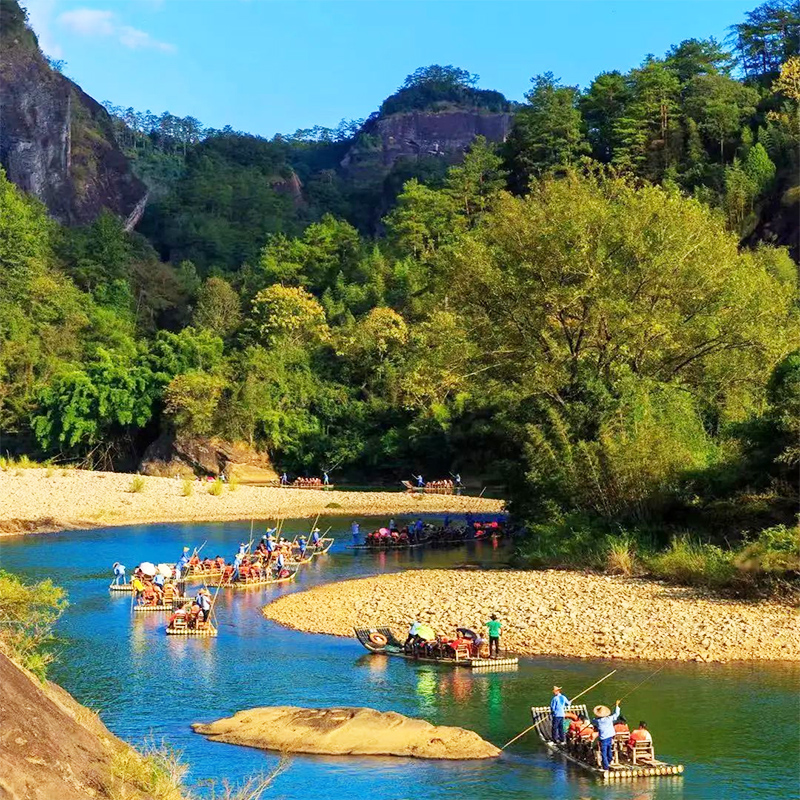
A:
165,624,217,637
133,596,193,612
225,567,299,590
183,569,224,584
530,704,684,781
109,583,134,592
355,627,518,670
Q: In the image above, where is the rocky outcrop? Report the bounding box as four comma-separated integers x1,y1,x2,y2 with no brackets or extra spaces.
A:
0,2,147,229
139,433,279,483
0,652,176,799
193,706,500,759
341,109,513,181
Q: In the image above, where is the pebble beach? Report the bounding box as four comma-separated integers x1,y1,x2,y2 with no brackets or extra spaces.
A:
0,469,503,536
262,569,800,663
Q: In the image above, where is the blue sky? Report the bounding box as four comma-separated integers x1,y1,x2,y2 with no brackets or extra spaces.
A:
24,0,755,137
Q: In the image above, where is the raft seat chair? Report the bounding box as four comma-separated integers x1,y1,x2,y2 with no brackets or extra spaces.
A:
454,644,471,661
630,740,655,765
613,732,629,763
477,642,490,659
171,617,187,632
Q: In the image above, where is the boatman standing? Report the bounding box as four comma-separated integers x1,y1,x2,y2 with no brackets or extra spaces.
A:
484,614,502,657
112,562,126,585
175,548,190,580
275,550,286,572
592,700,622,770
351,521,360,544
550,685,571,743
311,528,321,547
195,588,212,622
323,471,330,485
298,536,308,559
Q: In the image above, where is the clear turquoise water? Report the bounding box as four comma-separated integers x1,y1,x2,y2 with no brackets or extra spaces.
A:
1,517,797,800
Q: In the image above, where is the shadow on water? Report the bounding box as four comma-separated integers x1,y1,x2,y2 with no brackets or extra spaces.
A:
1,515,797,800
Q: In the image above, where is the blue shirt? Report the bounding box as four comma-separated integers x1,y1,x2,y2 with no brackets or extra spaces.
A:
178,556,189,569
154,574,164,587
276,554,285,568
550,693,571,717
266,540,274,551
593,707,621,740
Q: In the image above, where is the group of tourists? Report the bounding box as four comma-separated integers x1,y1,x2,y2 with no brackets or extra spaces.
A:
362,517,505,549
279,473,331,486
402,614,505,660
167,588,214,631
550,686,656,770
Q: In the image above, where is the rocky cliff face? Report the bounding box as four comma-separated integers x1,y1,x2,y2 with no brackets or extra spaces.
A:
341,109,513,181
0,4,147,229
0,652,180,800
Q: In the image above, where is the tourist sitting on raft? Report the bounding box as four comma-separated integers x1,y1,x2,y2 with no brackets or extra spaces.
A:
560,701,654,769
166,601,213,631
293,476,323,487
402,623,488,660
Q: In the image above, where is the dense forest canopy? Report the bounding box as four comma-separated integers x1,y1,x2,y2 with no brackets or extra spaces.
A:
1,0,799,571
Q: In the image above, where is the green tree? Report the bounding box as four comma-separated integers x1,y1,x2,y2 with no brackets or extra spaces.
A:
684,74,758,159
443,136,507,222
249,285,329,347
505,73,588,190
665,38,735,81
163,371,225,435
613,58,682,178
32,351,155,453
580,71,630,162
192,276,241,337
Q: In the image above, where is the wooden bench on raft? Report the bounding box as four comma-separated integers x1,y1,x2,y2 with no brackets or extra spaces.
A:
630,739,655,765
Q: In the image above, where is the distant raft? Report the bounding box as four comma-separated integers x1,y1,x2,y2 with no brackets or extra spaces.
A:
529,704,684,780
226,567,298,590
355,627,518,670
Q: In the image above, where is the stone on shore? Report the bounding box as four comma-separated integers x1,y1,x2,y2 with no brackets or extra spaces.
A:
192,706,500,760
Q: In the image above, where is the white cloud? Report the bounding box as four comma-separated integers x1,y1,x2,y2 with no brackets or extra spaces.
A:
58,8,115,37
57,7,175,52
24,0,63,58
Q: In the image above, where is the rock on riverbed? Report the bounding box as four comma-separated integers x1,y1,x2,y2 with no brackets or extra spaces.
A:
192,706,501,759
262,569,800,663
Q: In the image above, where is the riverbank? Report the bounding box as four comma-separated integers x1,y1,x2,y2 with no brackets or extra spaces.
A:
0,469,504,536
262,569,799,663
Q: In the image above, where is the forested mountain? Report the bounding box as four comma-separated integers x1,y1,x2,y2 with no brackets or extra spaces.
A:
1,0,798,576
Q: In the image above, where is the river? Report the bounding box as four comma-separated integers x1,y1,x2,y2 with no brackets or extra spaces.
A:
1,517,797,800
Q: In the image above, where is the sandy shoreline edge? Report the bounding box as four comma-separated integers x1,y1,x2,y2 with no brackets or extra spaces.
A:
0,469,504,536
262,569,800,663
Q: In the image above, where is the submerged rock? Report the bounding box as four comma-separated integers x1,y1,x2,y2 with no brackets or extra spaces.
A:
192,706,500,760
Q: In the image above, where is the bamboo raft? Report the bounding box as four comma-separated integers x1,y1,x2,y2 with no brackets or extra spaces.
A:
350,536,430,551
109,583,134,592
401,481,454,494
225,567,299,590
165,624,217,637
529,704,684,780
311,537,334,555
355,627,518,669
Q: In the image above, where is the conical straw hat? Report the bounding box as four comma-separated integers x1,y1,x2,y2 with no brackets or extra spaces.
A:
593,705,611,717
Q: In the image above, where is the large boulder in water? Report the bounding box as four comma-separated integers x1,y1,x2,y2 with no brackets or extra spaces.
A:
192,706,500,760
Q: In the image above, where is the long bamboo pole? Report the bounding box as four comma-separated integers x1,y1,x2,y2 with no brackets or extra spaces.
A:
618,664,665,702
500,669,617,751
